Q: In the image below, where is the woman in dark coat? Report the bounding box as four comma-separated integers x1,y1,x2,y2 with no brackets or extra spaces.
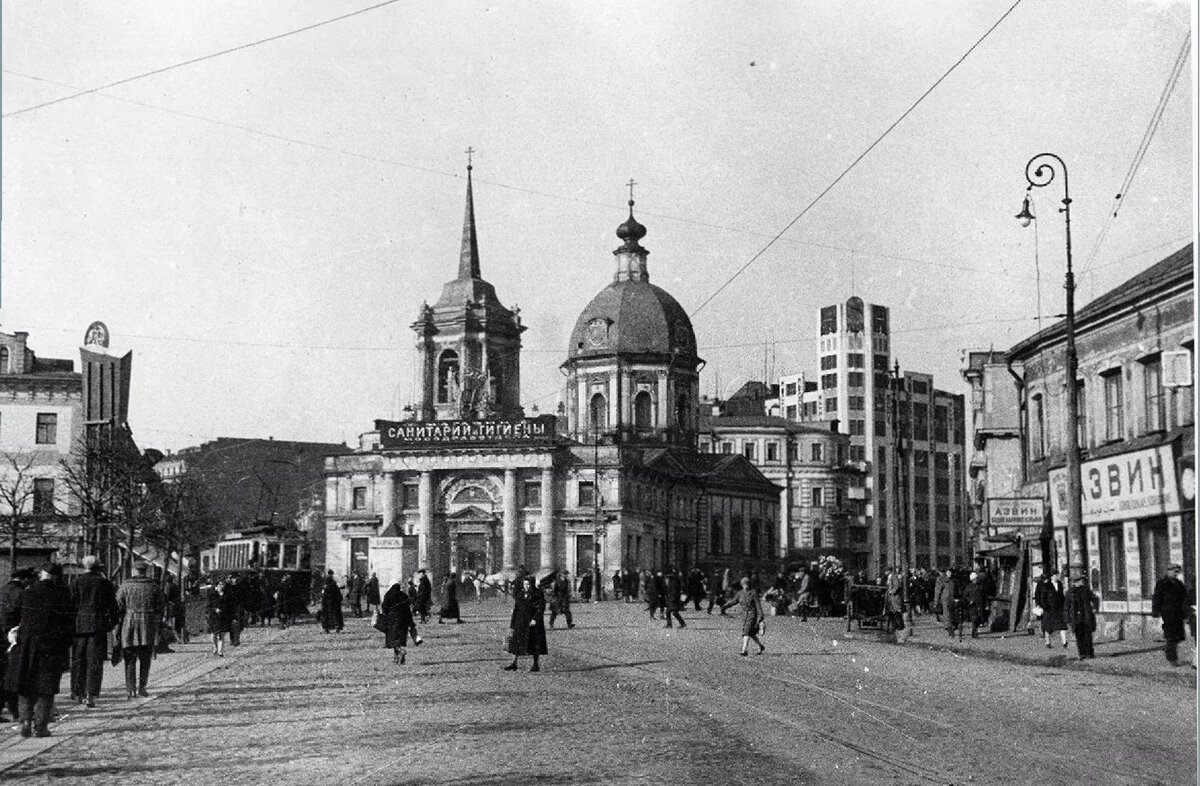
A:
504,574,547,672
967,573,989,638
205,580,234,656
380,582,418,664
722,577,766,656
5,564,73,738
320,573,344,633
438,573,462,623
365,573,382,614
1035,569,1068,648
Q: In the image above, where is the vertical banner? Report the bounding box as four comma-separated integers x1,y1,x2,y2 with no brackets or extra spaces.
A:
1123,520,1141,602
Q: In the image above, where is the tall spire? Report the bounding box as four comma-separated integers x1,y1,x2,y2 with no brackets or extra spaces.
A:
458,148,480,280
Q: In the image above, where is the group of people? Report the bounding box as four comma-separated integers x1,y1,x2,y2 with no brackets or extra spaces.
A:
203,571,295,656
0,558,170,739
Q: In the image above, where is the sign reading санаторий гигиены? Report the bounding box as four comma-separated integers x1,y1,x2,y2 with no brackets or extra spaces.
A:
374,415,558,450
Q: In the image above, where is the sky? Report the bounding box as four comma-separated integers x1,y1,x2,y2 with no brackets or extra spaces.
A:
1,0,1195,453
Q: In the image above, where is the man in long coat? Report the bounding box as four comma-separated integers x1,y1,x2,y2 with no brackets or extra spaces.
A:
1152,564,1192,666
935,569,959,638
320,571,344,633
70,556,118,707
662,569,687,628
437,572,462,623
415,570,433,623
379,581,418,664
0,567,33,722
116,561,165,699
503,574,547,672
6,564,73,737
1065,576,1099,659
548,570,574,629
365,573,382,614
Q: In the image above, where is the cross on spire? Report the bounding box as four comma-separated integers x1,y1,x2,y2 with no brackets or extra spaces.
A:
626,177,637,206
465,146,475,170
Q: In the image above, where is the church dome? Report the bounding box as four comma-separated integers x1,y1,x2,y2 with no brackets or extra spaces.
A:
567,280,697,360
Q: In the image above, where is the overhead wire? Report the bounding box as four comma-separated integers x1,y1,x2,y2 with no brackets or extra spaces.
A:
688,0,1025,317
2,0,407,119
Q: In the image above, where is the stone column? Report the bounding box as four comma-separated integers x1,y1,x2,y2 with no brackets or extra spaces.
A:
418,470,434,571
503,468,519,573
657,372,668,429
539,466,556,571
380,470,396,535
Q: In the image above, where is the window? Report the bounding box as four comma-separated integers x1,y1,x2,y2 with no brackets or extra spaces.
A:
953,532,963,548
743,442,756,461
847,353,864,369
912,403,928,440
1142,356,1164,432
35,413,58,445
914,476,929,494
850,445,865,461
914,502,929,523
935,503,949,523
1030,394,1045,460
820,306,837,335
721,442,734,454
710,514,724,555
352,486,367,510
915,530,929,547
524,481,542,508
871,305,889,335
32,479,54,516
749,519,760,557
847,372,864,388
785,382,797,396
1098,523,1126,599
935,529,950,547
873,354,890,371
825,398,838,413
590,393,608,434
875,418,886,437
850,526,868,544
634,391,654,429
933,405,948,443
786,405,797,419
821,373,837,389
849,420,865,436
401,483,420,509
879,527,887,551
935,476,949,496
1102,370,1123,441
811,488,824,507
730,515,744,555
811,526,823,548
810,442,822,461
578,480,596,507
766,442,779,462
786,442,797,461
1076,380,1088,447
820,355,837,370
913,449,928,468
877,447,886,473
848,396,865,411
437,350,459,403
912,380,929,395
0,347,7,373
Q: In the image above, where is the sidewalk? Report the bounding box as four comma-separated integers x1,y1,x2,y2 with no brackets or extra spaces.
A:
837,612,1198,686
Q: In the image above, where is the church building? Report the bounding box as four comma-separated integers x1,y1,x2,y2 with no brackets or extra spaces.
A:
324,165,780,589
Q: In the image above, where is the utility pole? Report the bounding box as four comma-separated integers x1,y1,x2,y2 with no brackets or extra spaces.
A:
891,361,913,636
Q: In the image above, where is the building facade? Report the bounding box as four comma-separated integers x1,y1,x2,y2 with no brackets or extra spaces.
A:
965,243,1195,639
324,170,780,591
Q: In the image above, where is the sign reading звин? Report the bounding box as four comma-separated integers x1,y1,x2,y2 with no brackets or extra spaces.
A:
374,415,557,450
987,498,1044,533
1050,445,1183,526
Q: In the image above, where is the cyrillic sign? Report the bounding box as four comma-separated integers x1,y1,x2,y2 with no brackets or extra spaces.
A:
1050,444,1181,526
987,497,1044,532
375,415,557,450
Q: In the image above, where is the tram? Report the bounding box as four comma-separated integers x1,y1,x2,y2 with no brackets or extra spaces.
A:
201,523,313,616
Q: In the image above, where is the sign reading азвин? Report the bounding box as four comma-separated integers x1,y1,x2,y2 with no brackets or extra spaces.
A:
375,415,557,449
987,498,1044,532
1050,444,1183,527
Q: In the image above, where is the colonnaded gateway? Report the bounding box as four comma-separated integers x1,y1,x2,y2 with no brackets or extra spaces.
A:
324,166,780,589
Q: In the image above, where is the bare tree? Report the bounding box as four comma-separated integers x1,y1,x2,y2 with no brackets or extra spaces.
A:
0,451,44,574
143,471,221,585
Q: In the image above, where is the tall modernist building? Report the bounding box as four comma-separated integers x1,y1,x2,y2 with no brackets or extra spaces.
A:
323,168,780,590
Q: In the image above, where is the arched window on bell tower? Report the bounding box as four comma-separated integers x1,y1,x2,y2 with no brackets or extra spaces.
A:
589,392,608,436
437,350,460,404
634,391,653,429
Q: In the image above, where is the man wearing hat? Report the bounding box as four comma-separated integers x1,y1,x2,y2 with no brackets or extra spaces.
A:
0,567,35,723
415,569,432,624
115,561,165,698
1152,564,1193,666
5,563,73,737
70,556,118,707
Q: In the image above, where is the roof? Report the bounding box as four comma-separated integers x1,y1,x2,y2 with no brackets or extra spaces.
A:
700,414,843,436
567,279,698,361
641,446,782,493
1010,243,1194,358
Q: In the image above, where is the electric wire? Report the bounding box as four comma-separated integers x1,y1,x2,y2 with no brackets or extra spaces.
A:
2,0,406,119
688,0,1025,317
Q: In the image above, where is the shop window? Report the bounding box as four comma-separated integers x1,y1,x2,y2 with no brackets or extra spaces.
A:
1102,369,1124,442
352,486,367,510
634,391,654,429
1098,524,1127,599
1138,518,1170,599
1141,356,1164,433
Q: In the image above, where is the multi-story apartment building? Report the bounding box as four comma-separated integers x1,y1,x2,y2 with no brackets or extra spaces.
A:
965,244,1195,639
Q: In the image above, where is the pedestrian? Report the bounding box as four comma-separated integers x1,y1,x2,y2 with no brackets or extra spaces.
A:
932,569,946,622
438,572,463,623
69,555,118,708
1064,575,1099,660
115,561,165,699
1151,564,1192,666
259,577,276,629
275,575,293,630
349,573,364,618
594,566,607,601
722,577,766,656
379,581,419,665
936,569,959,638
503,574,547,672
791,567,815,621
687,569,707,612
706,568,724,615
163,573,188,644
226,573,245,646
662,569,687,628
885,567,906,635
320,571,344,633
548,569,574,629
206,580,234,656
366,572,382,614
1034,568,1068,649
473,573,485,602
612,569,623,602
415,569,433,623
646,571,662,620
578,569,593,602
967,571,988,638
0,567,33,723
4,563,73,738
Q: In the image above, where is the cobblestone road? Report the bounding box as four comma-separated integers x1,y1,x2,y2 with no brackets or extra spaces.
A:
2,600,1194,785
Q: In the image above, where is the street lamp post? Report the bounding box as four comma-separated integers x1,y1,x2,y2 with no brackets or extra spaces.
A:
1017,152,1084,583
